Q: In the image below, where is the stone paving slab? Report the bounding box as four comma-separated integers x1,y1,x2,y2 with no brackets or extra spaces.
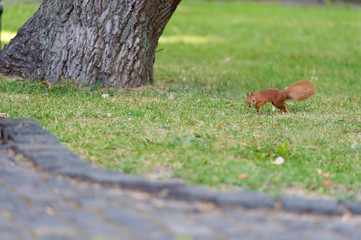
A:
279,196,343,215
1,119,361,239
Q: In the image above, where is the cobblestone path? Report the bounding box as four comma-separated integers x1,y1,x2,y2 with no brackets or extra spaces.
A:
1,153,361,240
1,119,361,240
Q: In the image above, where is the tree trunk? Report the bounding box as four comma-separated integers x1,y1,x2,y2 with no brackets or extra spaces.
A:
0,0,181,88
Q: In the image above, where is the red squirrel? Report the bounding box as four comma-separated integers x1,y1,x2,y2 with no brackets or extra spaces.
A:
246,81,316,113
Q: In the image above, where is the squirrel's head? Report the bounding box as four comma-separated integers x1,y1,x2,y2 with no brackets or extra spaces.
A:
246,91,256,108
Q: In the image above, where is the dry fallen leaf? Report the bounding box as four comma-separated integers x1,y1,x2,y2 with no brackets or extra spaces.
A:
219,123,228,130
271,156,285,165
45,207,56,216
40,81,50,88
0,113,10,119
237,173,248,180
144,137,153,143
322,173,334,177
317,169,334,177
323,178,331,188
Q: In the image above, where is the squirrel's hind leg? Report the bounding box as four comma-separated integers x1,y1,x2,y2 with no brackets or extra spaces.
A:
273,102,287,113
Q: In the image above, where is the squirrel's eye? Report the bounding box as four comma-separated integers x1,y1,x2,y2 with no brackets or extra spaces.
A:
252,100,255,103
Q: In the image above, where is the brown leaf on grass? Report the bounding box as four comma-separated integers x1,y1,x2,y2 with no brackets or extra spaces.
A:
322,173,334,177
144,137,153,143
323,178,331,188
237,173,248,180
316,169,334,177
40,81,51,88
0,113,10,119
219,123,228,130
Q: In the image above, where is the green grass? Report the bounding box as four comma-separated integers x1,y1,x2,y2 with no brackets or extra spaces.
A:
0,2,40,49
1,1,361,200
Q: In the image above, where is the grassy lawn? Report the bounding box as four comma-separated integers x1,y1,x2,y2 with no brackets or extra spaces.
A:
1,1,360,200
0,2,40,48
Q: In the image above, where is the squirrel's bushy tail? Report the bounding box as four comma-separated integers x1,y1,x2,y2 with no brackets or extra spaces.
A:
285,81,316,101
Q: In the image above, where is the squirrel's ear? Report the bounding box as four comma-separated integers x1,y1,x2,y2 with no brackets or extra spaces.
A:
247,91,249,96
251,91,255,96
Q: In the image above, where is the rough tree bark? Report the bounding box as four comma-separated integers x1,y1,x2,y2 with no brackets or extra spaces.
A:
0,0,181,88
